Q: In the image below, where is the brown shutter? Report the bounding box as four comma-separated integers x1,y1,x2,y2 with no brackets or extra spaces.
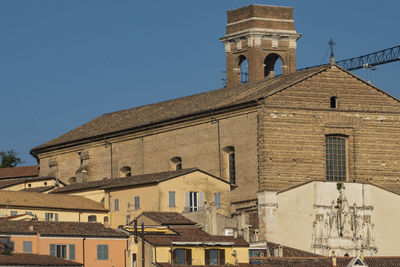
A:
219,249,225,265
205,249,210,265
172,249,176,264
185,249,192,265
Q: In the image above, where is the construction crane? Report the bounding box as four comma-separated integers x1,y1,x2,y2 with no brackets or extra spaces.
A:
335,45,400,71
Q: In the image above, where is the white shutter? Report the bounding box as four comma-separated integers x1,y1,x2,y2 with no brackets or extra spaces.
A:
184,192,190,212
199,192,204,210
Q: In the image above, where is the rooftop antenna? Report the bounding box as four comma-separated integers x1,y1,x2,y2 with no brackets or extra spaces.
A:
328,38,336,64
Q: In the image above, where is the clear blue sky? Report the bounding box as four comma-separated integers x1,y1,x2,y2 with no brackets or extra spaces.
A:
1,1,399,166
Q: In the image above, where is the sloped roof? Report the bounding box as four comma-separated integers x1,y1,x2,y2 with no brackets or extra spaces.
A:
338,256,400,267
0,221,127,238
139,211,197,226
0,190,106,212
20,185,57,193
143,227,248,247
0,166,39,180
0,253,82,266
0,176,64,190
51,178,113,193
52,168,227,193
250,257,332,266
266,241,322,257
31,65,331,154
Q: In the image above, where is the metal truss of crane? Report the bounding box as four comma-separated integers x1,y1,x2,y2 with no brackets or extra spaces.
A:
336,45,400,71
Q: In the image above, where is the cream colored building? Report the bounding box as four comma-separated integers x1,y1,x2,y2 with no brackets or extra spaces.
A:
51,168,231,228
0,190,108,223
0,177,64,193
258,181,400,257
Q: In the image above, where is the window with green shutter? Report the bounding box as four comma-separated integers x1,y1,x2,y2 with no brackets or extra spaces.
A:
169,191,175,207
69,244,75,260
134,196,140,210
214,193,221,209
97,244,109,260
23,241,32,253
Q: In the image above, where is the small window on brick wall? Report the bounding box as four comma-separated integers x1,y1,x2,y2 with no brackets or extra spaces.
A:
330,96,337,109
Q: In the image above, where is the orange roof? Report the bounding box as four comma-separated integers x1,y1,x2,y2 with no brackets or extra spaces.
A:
0,166,38,180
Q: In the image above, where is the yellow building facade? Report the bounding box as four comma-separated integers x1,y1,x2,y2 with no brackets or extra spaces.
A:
122,212,249,267
0,190,108,223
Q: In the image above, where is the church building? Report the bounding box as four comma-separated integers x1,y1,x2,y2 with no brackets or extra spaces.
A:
30,5,400,256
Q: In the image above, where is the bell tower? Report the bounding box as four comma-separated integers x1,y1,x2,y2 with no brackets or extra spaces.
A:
220,5,301,86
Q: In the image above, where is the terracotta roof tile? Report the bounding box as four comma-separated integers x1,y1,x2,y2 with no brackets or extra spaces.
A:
0,253,82,266
0,176,63,190
0,221,127,238
337,256,400,267
266,241,322,257
156,264,251,267
143,227,248,247
20,185,57,193
0,190,106,212
0,166,39,180
31,65,330,153
52,168,221,193
139,211,197,225
250,257,331,266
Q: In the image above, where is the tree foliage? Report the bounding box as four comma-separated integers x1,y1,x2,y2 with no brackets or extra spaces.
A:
0,150,23,168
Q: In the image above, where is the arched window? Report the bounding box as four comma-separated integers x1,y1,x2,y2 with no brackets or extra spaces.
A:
222,146,236,184
88,215,97,222
170,157,182,171
326,136,347,182
238,55,248,84
264,53,283,77
119,166,131,177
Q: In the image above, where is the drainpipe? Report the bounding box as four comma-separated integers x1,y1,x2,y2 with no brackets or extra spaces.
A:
125,239,128,267
82,237,86,267
141,223,145,267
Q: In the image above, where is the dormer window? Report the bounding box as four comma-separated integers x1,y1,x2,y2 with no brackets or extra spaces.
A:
330,96,337,109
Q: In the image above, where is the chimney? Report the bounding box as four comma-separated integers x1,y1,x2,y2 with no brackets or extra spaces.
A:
221,4,302,86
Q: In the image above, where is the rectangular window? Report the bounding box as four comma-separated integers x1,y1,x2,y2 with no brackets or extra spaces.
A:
134,196,140,210
205,249,225,265
214,193,221,209
45,213,58,221
169,191,176,207
114,199,119,211
23,241,32,253
326,136,346,182
97,244,109,260
10,211,17,216
50,244,67,259
229,152,236,184
25,211,33,215
173,249,192,265
69,244,75,260
189,192,198,212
